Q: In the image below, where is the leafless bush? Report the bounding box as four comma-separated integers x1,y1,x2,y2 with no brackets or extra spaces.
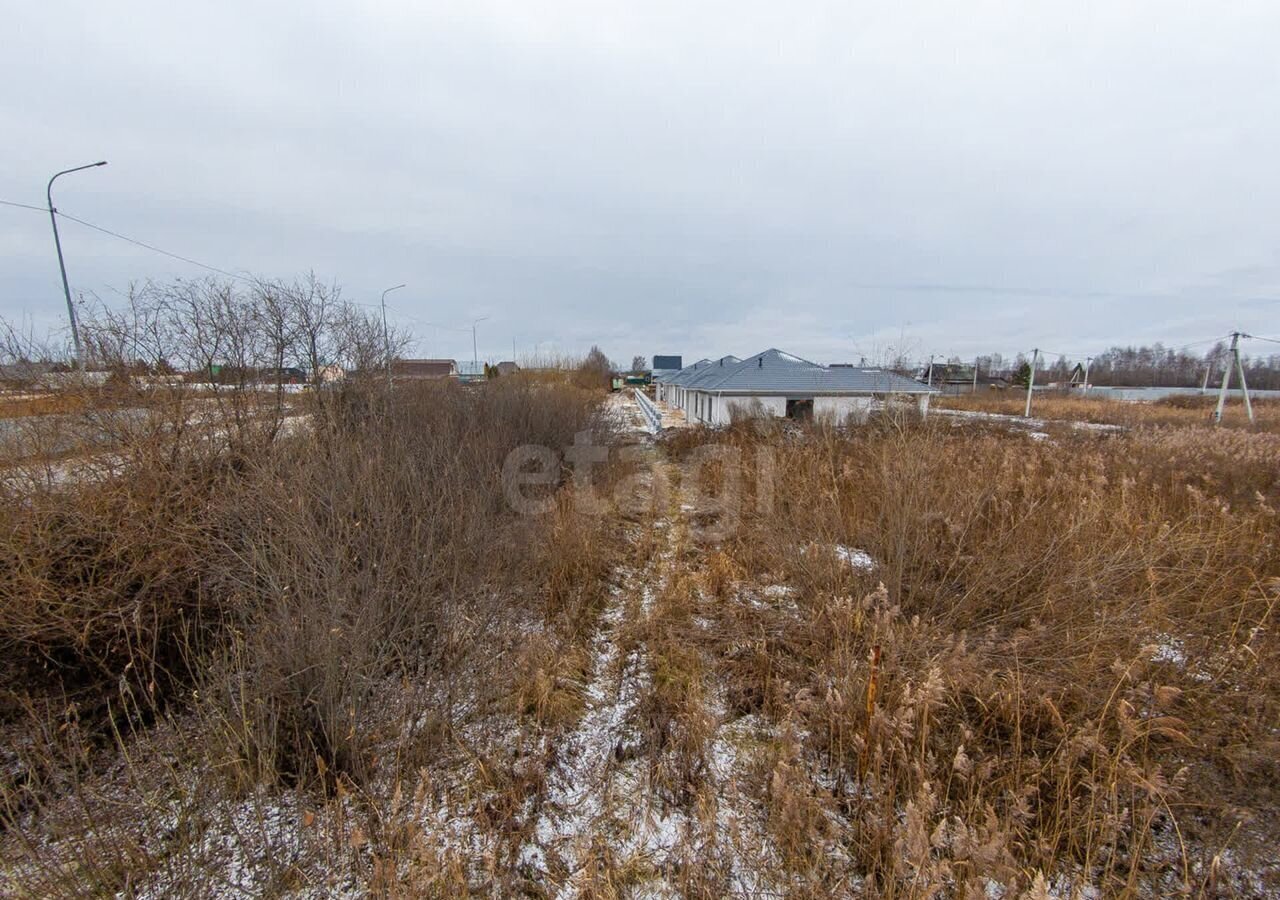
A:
0,278,616,813
200,375,610,787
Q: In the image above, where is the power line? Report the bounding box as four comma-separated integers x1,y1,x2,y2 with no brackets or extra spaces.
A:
0,198,48,212
385,306,472,332
53,209,254,283
18,206,401,315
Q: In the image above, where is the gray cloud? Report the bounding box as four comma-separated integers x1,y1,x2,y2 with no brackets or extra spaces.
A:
4,0,1280,365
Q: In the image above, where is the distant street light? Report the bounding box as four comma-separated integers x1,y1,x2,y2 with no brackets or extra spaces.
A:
48,161,107,368
381,283,406,386
472,316,489,373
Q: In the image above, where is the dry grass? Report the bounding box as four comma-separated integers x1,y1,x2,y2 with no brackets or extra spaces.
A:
5,356,1280,896
0,393,91,419
0,370,622,895
939,390,1280,432
662,415,1280,895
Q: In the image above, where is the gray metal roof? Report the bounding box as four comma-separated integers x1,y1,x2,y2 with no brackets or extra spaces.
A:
689,349,936,395
681,355,742,388
661,358,713,385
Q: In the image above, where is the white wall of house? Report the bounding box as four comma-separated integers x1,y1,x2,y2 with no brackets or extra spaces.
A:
814,396,874,422
720,395,784,424
682,391,930,425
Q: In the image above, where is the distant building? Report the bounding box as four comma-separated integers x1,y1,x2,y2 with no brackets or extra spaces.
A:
261,367,308,385
495,360,520,376
659,349,935,425
930,363,1010,395
651,354,683,382
0,361,56,387
456,360,486,383
391,359,457,379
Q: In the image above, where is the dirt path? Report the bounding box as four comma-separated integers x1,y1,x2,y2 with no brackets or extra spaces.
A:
517,446,682,892
515,435,788,897
405,396,802,895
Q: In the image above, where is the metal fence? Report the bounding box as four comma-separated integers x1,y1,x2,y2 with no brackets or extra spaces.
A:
633,388,662,434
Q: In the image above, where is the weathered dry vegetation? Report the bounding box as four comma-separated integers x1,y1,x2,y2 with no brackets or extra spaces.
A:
939,390,1280,433
0,280,622,897
657,414,1280,896
4,301,1279,897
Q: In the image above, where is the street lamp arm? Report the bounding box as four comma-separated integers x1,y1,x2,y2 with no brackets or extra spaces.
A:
46,161,107,369
380,283,406,389
47,161,108,210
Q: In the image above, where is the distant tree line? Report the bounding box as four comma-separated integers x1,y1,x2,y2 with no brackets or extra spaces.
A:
966,343,1280,391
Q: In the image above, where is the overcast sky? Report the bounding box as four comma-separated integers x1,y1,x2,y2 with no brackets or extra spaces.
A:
4,1,1279,366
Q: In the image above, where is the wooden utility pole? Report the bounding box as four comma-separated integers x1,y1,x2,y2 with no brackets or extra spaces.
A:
1214,332,1255,425
926,355,935,387
1083,356,1093,394
972,357,979,394
1024,348,1039,417
1236,339,1254,424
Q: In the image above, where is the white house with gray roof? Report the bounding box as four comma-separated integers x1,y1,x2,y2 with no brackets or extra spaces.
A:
666,349,935,426
654,358,711,408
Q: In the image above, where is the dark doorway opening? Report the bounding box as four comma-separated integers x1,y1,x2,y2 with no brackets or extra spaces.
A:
785,398,814,421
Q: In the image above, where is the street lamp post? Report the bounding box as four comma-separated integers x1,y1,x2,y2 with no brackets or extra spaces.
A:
47,161,107,368
381,283,405,387
472,316,489,374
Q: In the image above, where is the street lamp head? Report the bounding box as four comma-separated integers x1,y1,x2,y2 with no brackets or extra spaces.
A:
93,161,108,167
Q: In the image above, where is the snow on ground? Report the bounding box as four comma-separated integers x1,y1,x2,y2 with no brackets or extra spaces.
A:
1148,633,1187,667
603,390,652,440
800,542,877,571
833,545,876,570
934,408,1123,433
704,712,785,898
518,574,658,888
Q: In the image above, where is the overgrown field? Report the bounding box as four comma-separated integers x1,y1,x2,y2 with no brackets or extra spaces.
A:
656,416,1280,896
2,362,1277,896
938,391,1280,433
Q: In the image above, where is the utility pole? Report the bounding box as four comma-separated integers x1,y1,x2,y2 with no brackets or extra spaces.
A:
471,316,489,373
47,161,108,368
1237,345,1255,424
1201,358,1213,394
380,283,405,388
971,357,979,394
1083,356,1093,394
926,354,935,387
1228,335,1249,425
1214,331,1254,425
1024,348,1039,418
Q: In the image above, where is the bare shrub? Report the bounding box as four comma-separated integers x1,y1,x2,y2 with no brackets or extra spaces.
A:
0,280,623,894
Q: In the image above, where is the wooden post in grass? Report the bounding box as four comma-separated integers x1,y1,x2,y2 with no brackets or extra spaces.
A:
1213,332,1253,424
1024,348,1039,417
1235,338,1255,424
